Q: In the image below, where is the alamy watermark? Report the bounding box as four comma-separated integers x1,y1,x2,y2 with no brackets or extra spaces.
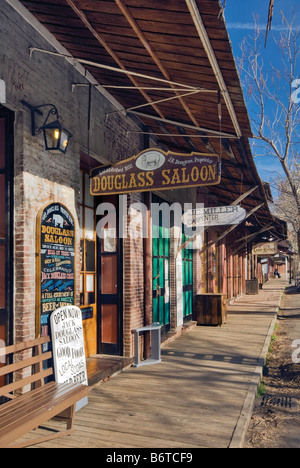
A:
96,195,204,247
292,339,300,363
291,79,300,104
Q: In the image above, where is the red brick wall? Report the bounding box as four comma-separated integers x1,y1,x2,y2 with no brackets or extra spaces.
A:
1,0,146,352
122,193,145,358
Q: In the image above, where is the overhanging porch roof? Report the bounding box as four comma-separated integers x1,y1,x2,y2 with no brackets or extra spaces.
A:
16,0,287,241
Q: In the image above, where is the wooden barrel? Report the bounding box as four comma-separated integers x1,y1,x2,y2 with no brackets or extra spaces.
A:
246,279,259,295
193,294,228,326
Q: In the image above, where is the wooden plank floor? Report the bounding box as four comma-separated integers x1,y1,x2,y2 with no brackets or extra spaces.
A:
16,280,286,448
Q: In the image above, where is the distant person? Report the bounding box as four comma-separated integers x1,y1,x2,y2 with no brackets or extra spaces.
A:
274,268,281,278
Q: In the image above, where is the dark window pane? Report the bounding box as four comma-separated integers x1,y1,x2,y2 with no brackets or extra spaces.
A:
85,240,95,271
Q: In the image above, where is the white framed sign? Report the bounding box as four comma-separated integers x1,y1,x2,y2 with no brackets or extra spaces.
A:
183,205,246,228
51,306,88,410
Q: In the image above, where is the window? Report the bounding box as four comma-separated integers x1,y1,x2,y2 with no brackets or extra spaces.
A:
79,172,96,306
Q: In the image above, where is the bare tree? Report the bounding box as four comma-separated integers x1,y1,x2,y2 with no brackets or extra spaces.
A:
272,169,300,254
238,11,300,253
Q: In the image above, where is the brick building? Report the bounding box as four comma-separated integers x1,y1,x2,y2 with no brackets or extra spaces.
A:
0,1,286,369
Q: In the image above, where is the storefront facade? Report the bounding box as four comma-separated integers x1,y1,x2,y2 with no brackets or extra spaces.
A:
0,0,287,368
0,0,196,360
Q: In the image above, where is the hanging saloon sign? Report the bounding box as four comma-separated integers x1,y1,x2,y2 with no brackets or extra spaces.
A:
36,203,76,338
90,148,221,196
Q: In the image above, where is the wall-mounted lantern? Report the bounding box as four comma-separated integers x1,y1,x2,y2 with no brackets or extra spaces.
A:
21,100,72,154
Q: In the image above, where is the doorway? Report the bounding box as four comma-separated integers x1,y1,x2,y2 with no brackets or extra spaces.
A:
152,195,170,334
182,231,193,321
0,106,14,351
97,195,123,355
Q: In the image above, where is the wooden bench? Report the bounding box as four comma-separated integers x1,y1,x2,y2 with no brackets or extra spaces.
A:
0,336,89,448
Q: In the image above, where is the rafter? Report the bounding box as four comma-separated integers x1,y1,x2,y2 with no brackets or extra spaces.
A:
65,0,165,119
127,110,238,139
106,89,201,119
186,0,242,138
115,0,202,128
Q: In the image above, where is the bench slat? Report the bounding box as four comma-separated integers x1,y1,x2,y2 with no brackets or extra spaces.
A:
0,382,84,430
0,383,89,447
0,351,52,378
0,336,50,358
0,367,53,398
0,381,60,422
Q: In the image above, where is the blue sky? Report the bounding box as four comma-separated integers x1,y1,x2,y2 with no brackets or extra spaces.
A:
224,0,299,198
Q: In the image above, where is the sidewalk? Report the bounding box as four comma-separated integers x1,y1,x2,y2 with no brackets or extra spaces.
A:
20,279,286,448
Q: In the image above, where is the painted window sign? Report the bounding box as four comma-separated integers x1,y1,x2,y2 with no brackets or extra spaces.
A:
36,203,76,338
90,148,220,196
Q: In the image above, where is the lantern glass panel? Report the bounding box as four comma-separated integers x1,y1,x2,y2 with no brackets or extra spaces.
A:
44,127,60,152
60,131,69,152
43,126,70,154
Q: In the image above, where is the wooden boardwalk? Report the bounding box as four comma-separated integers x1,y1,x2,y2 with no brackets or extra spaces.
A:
17,280,286,448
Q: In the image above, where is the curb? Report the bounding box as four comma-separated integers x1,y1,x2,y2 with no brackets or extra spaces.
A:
228,287,286,448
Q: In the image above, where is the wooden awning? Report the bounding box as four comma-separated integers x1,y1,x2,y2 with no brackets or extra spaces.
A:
18,0,287,241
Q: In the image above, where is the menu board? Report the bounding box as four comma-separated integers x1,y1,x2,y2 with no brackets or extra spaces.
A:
37,203,76,339
51,306,88,410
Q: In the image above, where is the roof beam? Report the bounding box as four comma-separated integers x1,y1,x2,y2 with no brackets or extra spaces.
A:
31,47,198,91
115,0,201,128
106,89,201,119
197,203,266,256
186,0,242,138
226,224,274,258
128,110,238,139
64,0,165,119
231,186,259,205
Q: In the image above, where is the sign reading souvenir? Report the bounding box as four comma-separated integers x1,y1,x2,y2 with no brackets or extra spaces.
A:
90,148,221,196
51,306,88,410
36,203,76,338
183,205,247,228
252,241,278,256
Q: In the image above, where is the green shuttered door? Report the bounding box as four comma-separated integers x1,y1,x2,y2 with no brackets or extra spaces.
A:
182,233,193,320
152,197,170,332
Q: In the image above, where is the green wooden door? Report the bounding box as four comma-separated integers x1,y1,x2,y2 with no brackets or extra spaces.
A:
152,198,170,332
182,233,193,320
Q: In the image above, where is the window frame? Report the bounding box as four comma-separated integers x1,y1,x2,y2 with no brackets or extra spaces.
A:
79,170,96,308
